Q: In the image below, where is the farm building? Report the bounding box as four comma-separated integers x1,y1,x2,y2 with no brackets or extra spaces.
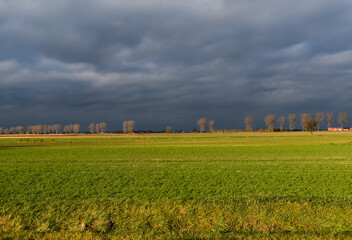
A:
328,127,351,131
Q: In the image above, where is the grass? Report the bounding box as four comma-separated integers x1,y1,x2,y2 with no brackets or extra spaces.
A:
1,132,352,239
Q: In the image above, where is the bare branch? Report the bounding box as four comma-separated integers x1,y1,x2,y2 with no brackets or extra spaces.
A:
264,115,275,132
197,118,207,133
244,116,253,132
278,116,285,132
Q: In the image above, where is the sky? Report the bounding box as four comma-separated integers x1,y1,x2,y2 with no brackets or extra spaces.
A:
1,0,352,131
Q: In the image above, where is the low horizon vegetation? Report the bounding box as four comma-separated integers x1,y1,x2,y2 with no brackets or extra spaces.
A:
0,111,349,135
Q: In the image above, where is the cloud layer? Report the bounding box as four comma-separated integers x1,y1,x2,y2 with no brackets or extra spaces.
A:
1,0,352,130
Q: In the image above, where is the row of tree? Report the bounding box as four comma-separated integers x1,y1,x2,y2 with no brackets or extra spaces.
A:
194,112,349,134
0,124,62,135
122,120,135,134
89,122,107,134
62,124,81,134
197,118,215,133
1,123,88,135
0,112,349,135
0,122,134,135
244,112,348,133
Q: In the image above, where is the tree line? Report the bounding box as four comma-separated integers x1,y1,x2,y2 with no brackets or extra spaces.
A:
0,121,134,135
0,123,100,135
0,124,63,135
0,113,349,135
245,112,348,133
194,112,348,134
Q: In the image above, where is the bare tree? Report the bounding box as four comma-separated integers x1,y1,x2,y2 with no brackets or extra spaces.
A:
73,124,80,134
287,113,297,131
31,125,37,134
47,125,52,134
9,127,15,134
29,125,34,134
264,115,275,132
40,125,44,134
244,116,253,132
43,125,48,134
53,124,61,134
39,125,44,134
166,126,172,133
338,112,348,128
16,126,24,134
208,120,215,133
99,122,107,133
26,126,32,134
0,127,2,134
31,125,36,134
315,112,324,131
197,118,207,133
122,121,128,134
33,125,43,134
48,125,52,134
122,120,135,134
301,113,311,131
63,125,69,134
326,113,334,129
306,115,319,135
29,125,40,134
95,124,100,134
278,116,285,132
299,113,318,134
71,125,75,134
89,123,95,134
127,120,135,134
3,128,9,134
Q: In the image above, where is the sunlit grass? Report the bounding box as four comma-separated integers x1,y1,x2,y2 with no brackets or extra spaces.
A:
1,133,352,238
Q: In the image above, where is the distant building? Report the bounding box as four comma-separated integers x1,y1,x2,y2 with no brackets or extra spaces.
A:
328,127,350,131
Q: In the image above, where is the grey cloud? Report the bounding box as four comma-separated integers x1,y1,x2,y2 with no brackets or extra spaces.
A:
1,0,352,130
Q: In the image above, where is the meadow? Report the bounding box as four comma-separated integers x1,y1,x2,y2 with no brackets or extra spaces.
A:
1,132,352,239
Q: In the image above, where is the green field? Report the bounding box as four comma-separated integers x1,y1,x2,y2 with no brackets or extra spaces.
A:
1,132,352,239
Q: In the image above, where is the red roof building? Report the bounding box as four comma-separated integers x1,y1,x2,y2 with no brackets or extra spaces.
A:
328,127,350,131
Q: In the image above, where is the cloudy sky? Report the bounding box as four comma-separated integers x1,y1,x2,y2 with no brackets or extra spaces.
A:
1,0,352,131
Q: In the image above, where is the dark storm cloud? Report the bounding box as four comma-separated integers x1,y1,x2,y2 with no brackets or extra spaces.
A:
1,0,352,130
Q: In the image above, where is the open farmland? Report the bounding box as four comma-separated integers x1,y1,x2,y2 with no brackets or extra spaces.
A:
1,132,352,239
